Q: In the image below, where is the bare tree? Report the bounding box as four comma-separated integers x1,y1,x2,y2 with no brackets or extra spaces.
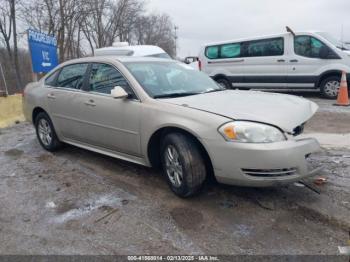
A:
80,0,144,52
133,13,175,57
0,0,22,90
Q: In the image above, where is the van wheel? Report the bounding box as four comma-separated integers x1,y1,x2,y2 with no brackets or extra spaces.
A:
320,76,340,99
161,133,207,198
216,78,233,89
35,112,62,152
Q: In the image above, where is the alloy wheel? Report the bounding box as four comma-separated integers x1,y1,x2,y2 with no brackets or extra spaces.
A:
164,145,184,188
38,118,52,146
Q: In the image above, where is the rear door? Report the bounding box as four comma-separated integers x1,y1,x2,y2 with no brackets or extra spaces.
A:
46,63,89,141
242,37,288,88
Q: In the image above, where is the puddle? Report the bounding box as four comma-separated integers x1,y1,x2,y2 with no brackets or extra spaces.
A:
37,154,53,162
4,149,24,157
170,207,203,230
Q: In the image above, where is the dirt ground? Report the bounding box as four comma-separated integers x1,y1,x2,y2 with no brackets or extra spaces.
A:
0,91,349,256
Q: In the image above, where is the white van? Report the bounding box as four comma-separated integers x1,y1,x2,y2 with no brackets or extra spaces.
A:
94,43,172,59
198,30,350,99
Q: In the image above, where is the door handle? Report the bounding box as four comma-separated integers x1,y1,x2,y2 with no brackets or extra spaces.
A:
290,59,299,63
277,59,285,62
84,99,96,107
47,94,56,99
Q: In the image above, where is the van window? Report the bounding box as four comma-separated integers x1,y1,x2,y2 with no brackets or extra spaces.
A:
205,46,219,59
56,63,88,89
245,38,284,57
294,36,328,58
221,43,241,58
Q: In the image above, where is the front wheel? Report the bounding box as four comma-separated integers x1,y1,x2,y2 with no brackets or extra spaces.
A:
320,76,340,99
161,133,207,198
215,78,232,89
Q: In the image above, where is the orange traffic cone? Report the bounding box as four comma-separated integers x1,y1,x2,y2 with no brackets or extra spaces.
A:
335,71,350,106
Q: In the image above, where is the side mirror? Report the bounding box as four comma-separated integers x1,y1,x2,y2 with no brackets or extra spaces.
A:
319,46,330,59
111,86,128,99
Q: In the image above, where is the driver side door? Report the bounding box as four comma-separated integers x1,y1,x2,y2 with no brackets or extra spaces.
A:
75,63,142,156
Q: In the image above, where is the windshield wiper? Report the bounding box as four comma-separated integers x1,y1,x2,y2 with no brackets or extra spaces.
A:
337,46,349,51
153,92,200,99
202,88,226,94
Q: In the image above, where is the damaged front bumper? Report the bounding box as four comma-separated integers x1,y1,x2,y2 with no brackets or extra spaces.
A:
204,137,322,187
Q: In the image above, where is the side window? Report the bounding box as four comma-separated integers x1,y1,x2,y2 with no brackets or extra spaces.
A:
44,69,60,87
56,64,88,89
205,46,219,59
221,43,241,58
245,38,284,57
89,63,133,96
294,36,328,58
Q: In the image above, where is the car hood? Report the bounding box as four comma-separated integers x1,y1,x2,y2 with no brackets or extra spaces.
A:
162,90,318,132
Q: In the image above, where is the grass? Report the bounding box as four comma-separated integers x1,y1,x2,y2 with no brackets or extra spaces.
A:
0,94,25,128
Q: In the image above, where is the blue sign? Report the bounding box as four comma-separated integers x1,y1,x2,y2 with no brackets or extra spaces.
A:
28,29,58,73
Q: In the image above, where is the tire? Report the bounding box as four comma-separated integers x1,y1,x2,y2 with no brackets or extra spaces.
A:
320,76,341,99
215,78,232,89
161,133,207,198
35,112,62,152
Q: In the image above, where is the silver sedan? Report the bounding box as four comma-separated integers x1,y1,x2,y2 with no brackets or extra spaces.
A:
23,56,321,197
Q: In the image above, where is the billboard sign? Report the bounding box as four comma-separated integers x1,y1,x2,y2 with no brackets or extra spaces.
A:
28,29,58,73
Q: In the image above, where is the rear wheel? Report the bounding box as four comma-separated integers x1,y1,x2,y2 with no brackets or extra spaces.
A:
215,78,232,89
320,76,340,99
35,112,62,152
161,133,207,198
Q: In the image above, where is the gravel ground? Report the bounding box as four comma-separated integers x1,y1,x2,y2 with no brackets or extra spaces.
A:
0,92,349,256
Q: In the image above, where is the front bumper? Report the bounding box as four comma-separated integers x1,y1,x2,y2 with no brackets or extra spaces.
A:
203,137,321,187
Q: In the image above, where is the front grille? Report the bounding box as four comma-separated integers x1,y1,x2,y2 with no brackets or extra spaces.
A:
292,123,305,136
242,168,297,178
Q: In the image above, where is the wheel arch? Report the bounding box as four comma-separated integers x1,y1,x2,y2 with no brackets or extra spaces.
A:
147,126,214,176
316,70,342,87
32,107,48,124
213,74,229,81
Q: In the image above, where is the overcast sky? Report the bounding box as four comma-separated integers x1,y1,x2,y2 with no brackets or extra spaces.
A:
147,0,350,58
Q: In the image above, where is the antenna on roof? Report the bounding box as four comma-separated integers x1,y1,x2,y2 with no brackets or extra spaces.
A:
286,26,296,37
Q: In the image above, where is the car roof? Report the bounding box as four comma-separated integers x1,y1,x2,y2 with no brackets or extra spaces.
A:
59,56,176,67
94,45,167,57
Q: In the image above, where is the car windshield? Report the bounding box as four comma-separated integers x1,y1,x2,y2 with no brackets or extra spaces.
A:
317,32,350,51
124,61,223,98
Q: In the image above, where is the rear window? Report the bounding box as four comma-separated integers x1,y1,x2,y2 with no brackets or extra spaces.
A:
44,70,60,87
205,46,219,59
56,63,89,89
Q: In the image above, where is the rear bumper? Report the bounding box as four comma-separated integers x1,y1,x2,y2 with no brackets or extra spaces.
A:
203,137,322,187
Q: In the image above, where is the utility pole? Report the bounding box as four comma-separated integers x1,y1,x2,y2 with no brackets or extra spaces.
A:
174,25,179,58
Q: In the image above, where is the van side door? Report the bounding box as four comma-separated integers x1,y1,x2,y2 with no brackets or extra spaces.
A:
242,37,287,89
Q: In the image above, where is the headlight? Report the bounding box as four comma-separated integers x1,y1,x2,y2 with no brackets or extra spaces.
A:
218,121,286,143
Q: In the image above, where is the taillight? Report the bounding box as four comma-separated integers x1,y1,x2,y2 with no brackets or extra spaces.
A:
198,59,202,71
